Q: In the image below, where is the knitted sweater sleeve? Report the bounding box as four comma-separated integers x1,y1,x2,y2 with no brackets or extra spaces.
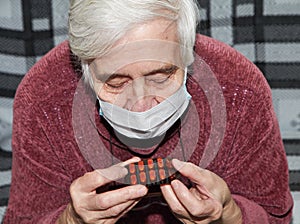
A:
222,77,293,223
3,54,75,224
192,34,293,224
4,44,80,224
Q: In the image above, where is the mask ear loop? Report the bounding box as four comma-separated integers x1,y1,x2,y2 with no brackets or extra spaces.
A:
109,134,119,190
178,67,189,164
109,134,114,165
178,124,187,163
178,125,193,189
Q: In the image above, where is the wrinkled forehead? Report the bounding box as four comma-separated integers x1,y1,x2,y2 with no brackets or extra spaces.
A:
90,39,184,75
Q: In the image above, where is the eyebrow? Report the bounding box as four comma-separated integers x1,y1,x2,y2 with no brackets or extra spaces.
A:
95,64,179,82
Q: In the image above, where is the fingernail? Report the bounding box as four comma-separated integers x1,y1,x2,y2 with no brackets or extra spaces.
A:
121,167,128,176
132,156,141,161
171,180,179,189
137,185,147,196
172,159,184,170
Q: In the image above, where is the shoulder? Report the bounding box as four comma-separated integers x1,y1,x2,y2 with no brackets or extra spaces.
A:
14,41,81,110
190,35,276,137
194,34,270,97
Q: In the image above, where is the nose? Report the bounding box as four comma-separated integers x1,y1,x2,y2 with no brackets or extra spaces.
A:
129,78,157,112
132,77,145,98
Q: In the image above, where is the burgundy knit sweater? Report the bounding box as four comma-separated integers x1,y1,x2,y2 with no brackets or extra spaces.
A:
4,35,293,223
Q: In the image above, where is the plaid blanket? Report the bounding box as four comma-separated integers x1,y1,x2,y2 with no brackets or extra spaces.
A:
0,0,299,222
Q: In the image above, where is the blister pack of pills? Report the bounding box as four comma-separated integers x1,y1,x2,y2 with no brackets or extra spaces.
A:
124,158,179,186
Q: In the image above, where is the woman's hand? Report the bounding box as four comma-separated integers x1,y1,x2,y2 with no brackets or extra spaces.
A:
57,157,148,224
160,159,242,224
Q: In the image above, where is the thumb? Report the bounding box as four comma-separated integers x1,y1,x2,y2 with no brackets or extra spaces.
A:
172,159,206,185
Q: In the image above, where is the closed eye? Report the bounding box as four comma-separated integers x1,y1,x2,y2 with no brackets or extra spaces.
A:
106,82,128,89
105,76,131,92
146,74,172,84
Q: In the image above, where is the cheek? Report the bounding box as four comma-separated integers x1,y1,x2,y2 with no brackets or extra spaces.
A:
96,86,127,106
174,70,185,86
94,82,114,102
93,82,104,97
161,71,185,96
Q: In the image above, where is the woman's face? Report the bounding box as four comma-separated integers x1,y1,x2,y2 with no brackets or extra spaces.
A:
89,19,185,112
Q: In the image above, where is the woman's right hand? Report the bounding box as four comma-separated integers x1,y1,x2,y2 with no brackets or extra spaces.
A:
56,157,148,224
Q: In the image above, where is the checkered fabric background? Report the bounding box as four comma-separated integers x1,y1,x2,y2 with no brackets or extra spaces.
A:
0,0,299,223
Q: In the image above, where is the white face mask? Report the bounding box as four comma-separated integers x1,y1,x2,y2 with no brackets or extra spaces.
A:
98,69,191,140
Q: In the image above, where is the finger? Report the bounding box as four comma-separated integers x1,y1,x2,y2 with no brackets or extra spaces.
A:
171,180,222,219
102,199,141,219
73,166,126,193
96,157,141,183
173,159,231,203
87,184,148,210
171,180,208,216
119,157,141,167
172,159,212,187
83,199,139,221
160,184,189,217
95,157,142,185
74,157,140,192
190,187,209,200
111,197,145,221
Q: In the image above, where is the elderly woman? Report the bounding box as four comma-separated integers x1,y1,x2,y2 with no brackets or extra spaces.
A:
4,0,293,223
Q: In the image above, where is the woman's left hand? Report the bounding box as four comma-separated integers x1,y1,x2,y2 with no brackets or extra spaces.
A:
160,159,242,224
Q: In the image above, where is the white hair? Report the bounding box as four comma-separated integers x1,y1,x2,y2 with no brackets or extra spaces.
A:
68,0,200,87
